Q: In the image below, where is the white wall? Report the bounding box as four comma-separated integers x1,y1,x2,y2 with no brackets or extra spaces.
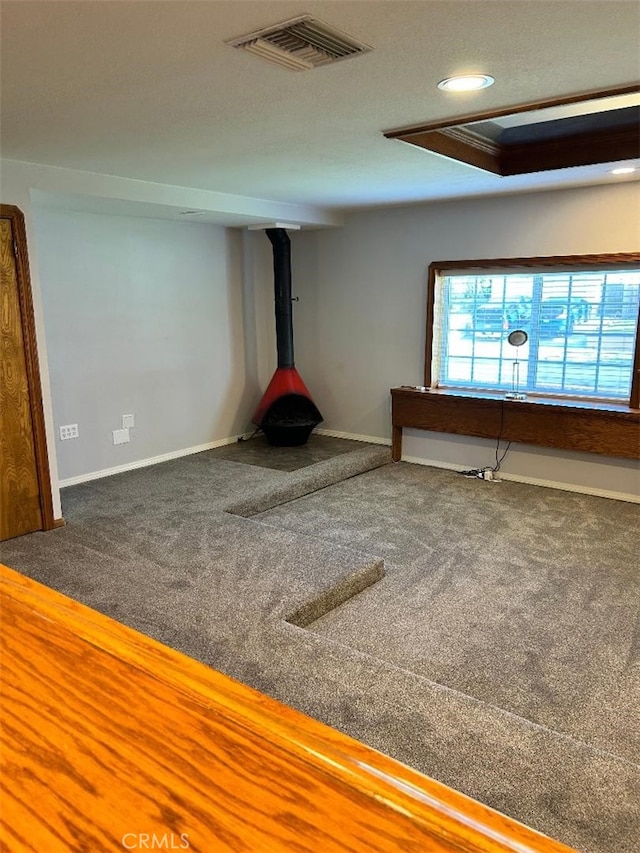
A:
1,157,339,506
33,207,251,481
288,183,640,500
3,160,638,505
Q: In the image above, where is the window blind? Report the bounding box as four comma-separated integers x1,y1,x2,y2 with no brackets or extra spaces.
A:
436,269,640,401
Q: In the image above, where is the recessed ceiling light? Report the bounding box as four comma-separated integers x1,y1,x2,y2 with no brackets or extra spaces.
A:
611,167,636,175
437,74,495,92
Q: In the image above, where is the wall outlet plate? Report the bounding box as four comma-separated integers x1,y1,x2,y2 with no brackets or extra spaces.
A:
60,424,79,440
121,413,135,429
112,428,130,445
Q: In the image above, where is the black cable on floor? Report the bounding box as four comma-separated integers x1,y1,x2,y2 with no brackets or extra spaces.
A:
493,439,511,473
458,399,512,478
492,400,511,473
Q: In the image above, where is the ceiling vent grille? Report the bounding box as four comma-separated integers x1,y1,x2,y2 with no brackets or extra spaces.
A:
226,15,371,71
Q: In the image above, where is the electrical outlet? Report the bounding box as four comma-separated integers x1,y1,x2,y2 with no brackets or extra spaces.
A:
112,428,130,445
60,424,79,440
122,413,135,429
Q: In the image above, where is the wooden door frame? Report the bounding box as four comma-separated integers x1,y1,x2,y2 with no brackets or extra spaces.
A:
1,204,56,531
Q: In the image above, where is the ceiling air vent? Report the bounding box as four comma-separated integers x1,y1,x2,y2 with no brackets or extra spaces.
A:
226,15,371,71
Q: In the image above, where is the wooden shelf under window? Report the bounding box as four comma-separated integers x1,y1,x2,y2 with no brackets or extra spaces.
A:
391,387,640,461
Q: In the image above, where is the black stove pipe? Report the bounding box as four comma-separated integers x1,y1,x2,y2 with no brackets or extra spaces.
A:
266,228,295,368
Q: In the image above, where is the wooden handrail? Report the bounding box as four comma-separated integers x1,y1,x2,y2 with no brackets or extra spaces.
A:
0,564,576,852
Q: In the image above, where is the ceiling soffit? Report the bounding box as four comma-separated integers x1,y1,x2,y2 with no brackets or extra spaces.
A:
385,85,640,176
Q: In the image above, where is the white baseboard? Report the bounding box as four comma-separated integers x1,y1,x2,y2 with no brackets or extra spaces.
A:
59,437,243,488
59,429,638,504
401,454,640,504
315,428,391,446
317,429,639,502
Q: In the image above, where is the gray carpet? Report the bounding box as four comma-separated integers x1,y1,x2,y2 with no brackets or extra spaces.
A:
1,436,638,853
258,463,640,764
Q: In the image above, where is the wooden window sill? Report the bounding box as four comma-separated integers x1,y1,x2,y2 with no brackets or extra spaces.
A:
390,386,640,461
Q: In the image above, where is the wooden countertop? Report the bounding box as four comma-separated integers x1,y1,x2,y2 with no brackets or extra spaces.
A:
0,563,576,852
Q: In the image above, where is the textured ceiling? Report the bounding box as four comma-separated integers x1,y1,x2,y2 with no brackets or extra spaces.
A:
1,0,639,215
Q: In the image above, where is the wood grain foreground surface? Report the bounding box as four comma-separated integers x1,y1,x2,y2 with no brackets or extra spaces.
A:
0,564,576,853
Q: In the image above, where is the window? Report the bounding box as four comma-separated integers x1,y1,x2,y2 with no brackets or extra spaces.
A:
427,254,640,408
